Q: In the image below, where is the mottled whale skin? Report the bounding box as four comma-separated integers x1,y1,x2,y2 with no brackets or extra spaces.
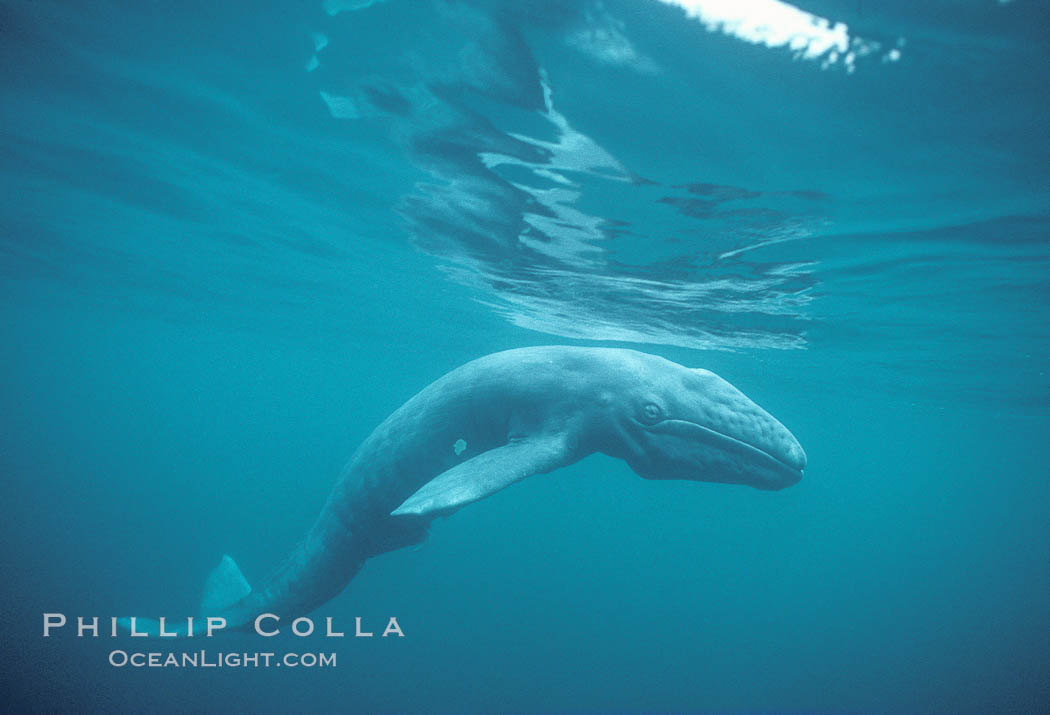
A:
130,346,806,632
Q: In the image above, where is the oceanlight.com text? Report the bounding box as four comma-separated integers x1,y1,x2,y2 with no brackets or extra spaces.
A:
108,650,337,669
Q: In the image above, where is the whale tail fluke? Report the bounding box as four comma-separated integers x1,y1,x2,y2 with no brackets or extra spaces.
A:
117,555,254,638
201,554,252,614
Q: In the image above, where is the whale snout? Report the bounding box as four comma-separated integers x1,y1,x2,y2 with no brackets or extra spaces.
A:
767,426,806,478
765,441,805,490
783,437,807,472
740,424,806,491
633,367,807,490
721,398,806,490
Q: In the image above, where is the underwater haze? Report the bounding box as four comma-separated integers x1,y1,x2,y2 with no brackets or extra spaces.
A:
1,0,1048,712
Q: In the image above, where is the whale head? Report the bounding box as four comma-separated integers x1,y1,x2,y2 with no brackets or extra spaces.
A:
600,354,806,490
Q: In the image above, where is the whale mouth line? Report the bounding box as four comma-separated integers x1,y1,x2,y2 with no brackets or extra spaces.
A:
649,418,803,477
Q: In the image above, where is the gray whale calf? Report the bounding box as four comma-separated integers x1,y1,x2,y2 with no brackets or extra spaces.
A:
127,346,805,633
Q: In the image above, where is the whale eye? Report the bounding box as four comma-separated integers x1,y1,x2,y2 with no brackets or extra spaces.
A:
641,402,663,423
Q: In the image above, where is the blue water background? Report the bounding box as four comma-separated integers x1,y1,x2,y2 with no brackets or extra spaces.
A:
1,0,1048,711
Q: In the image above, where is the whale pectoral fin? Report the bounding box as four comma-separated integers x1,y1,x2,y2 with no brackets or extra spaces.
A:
391,434,570,518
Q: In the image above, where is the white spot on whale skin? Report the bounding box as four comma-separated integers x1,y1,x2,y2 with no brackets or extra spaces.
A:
453,439,467,456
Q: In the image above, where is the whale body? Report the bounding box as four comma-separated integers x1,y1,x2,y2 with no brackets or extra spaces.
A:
126,346,806,634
